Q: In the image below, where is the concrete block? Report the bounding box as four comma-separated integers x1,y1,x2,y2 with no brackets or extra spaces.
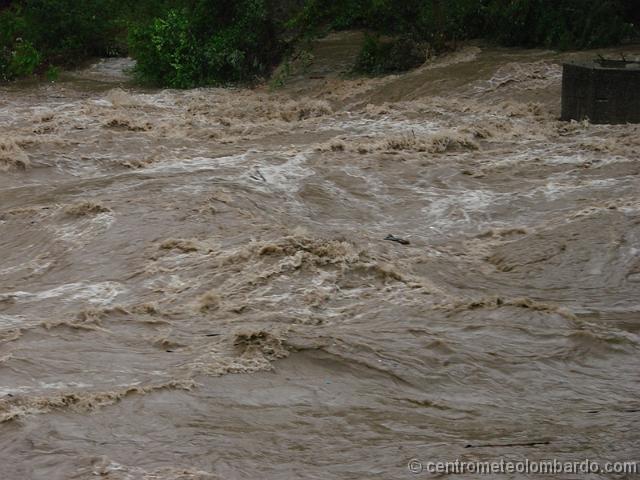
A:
561,60,640,124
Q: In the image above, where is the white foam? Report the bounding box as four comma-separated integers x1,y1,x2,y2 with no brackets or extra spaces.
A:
255,153,314,193
0,314,26,329
51,212,115,244
420,188,505,230
0,281,125,306
141,152,248,174
321,114,440,137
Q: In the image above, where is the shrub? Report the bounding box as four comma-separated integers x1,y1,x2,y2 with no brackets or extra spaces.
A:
7,39,41,77
354,34,425,75
19,0,122,60
293,0,636,52
0,0,131,80
128,0,282,87
484,0,633,49
128,9,201,88
0,15,41,80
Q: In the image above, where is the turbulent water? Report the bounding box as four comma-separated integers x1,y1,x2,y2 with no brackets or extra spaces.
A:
1,34,640,479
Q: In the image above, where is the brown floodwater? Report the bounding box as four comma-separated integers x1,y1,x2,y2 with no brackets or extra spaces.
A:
1,33,640,479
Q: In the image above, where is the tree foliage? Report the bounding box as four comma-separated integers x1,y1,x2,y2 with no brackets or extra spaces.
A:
128,0,280,87
294,0,636,75
354,35,426,75
0,0,637,84
0,0,126,80
294,0,634,48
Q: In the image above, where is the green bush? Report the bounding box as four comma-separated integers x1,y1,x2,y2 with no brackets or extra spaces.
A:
484,0,633,49
128,9,201,88
45,64,59,81
128,0,282,87
0,0,133,80
354,34,425,75
19,0,122,59
293,0,636,52
0,52,8,81
0,12,41,80
7,39,41,77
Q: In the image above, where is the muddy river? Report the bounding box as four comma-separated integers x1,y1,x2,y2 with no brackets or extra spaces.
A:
1,33,639,479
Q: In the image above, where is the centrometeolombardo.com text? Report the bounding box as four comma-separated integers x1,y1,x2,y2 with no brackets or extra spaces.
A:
408,458,640,475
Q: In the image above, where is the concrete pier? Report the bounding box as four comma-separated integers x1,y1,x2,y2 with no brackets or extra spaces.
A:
561,60,640,124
